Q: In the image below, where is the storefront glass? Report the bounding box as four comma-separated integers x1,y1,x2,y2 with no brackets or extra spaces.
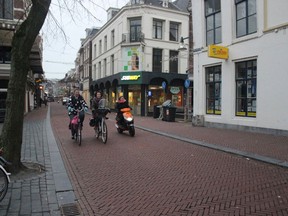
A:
128,85,141,115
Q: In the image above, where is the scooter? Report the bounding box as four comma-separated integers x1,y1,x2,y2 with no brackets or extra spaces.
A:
115,107,135,137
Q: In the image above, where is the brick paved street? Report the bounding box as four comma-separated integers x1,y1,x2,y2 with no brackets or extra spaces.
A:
50,102,288,216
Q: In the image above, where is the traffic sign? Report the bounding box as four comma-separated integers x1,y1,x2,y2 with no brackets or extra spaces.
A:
184,79,190,88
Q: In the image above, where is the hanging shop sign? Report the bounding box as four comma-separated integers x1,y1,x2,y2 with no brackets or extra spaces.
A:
170,87,180,94
208,45,229,59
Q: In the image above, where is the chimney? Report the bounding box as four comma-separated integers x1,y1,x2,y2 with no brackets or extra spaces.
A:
107,7,120,21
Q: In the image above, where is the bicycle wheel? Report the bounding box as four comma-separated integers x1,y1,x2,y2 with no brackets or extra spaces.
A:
0,168,9,202
77,125,82,146
101,120,108,144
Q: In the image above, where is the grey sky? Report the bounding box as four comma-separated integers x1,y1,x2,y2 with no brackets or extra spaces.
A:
42,0,128,80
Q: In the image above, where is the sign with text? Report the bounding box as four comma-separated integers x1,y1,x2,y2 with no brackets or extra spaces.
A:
119,72,142,84
208,45,229,59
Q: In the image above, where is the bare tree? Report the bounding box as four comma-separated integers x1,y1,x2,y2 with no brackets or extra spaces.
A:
0,0,51,173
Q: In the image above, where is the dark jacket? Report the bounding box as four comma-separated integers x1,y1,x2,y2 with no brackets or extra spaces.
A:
68,95,88,116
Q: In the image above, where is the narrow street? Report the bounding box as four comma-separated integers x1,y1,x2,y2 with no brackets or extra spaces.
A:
50,102,288,216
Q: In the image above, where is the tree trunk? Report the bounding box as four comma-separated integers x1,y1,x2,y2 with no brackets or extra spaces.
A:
0,0,51,173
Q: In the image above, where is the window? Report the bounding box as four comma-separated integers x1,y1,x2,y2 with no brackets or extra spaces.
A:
111,30,115,47
235,60,257,117
236,0,257,38
152,49,162,72
99,40,102,55
153,20,163,39
169,50,178,73
103,59,107,77
0,0,13,19
98,62,102,78
111,55,114,75
206,65,221,115
0,46,12,64
104,36,107,51
93,64,96,79
130,19,142,42
131,0,140,4
169,22,179,41
93,44,97,59
205,0,222,45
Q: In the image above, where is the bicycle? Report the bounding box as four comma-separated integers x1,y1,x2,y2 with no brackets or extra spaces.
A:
71,109,84,146
0,149,11,202
94,99,110,144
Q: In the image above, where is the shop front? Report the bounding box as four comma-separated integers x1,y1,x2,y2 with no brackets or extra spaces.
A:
91,71,189,116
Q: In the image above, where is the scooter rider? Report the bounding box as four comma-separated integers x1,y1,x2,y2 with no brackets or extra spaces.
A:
115,96,131,125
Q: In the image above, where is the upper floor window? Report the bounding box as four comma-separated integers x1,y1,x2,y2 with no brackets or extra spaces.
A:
99,40,102,55
236,0,257,38
131,0,140,4
235,59,257,117
169,50,178,73
111,55,114,75
93,44,97,59
152,48,162,72
169,22,179,41
0,46,11,64
153,20,163,39
111,30,115,47
130,18,142,42
0,0,13,19
104,36,107,51
205,0,222,45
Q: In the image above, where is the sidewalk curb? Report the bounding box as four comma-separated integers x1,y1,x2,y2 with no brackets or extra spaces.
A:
135,125,288,169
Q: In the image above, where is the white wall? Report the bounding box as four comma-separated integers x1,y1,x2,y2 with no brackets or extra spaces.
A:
192,0,288,131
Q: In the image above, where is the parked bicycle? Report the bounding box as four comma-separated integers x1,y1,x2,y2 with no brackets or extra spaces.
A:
71,109,84,146
93,99,110,144
0,148,11,202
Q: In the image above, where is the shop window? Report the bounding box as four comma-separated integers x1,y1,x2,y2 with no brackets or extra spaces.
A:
205,0,222,45
236,0,257,38
169,50,178,73
206,65,222,115
153,48,162,72
153,19,163,39
169,22,179,42
235,60,257,117
0,0,13,19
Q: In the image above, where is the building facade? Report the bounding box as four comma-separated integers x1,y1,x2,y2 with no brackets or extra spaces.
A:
192,0,288,133
0,0,45,118
90,0,190,116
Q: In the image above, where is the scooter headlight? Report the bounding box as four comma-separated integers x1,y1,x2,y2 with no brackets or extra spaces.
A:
126,117,133,122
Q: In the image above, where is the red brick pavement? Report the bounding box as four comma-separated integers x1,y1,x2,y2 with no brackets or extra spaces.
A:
134,116,288,162
49,102,288,216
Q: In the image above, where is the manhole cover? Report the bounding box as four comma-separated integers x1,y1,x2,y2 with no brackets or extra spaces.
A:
60,203,81,216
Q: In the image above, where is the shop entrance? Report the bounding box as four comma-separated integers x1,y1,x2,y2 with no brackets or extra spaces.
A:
128,85,141,115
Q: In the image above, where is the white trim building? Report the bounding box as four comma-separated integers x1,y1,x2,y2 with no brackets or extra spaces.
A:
192,0,288,134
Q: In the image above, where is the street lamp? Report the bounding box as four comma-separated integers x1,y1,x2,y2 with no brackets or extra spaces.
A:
178,37,190,51
178,36,193,122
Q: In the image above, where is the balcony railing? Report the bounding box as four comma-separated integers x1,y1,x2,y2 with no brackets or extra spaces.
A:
122,32,144,43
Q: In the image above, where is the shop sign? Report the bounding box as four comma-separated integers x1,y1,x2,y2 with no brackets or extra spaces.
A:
121,75,140,81
120,72,142,84
208,45,229,59
170,87,180,94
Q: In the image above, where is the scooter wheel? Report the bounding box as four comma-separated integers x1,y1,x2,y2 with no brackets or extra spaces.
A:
117,128,123,134
129,127,135,137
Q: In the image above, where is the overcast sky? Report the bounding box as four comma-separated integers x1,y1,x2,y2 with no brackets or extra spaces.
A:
42,0,129,80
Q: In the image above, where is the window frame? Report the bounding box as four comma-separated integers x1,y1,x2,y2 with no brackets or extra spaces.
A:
169,22,179,42
205,0,222,46
153,19,163,39
152,48,162,73
205,65,222,115
235,59,257,117
130,18,142,42
235,0,257,38
0,0,13,19
169,50,179,74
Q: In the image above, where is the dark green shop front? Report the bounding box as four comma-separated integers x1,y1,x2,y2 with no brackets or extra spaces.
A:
91,71,190,116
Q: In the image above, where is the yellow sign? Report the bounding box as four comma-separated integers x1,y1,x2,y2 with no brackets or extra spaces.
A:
208,45,229,59
121,75,140,81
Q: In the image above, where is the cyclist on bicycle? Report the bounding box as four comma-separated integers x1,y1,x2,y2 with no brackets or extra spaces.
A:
91,91,103,127
68,89,88,139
